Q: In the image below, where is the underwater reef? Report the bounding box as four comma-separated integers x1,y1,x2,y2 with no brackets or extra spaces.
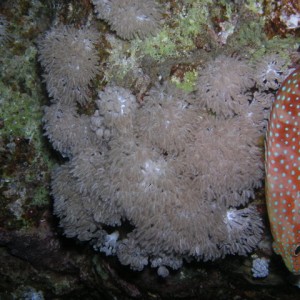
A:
39,1,293,277
1,0,300,298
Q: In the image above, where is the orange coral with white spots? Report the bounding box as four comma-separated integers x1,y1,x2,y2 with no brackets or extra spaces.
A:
265,67,300,274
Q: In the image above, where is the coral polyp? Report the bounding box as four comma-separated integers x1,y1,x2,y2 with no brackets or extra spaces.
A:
38,25,101,104
92,0,162,40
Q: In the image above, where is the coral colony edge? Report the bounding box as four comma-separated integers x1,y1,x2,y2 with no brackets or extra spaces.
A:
34,0,298,278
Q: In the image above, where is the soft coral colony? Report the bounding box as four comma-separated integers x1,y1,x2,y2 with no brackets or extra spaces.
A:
38,0,291,277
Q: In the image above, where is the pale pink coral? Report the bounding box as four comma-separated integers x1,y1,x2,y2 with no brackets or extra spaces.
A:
38,25,100,104
196,55,254,117
43,49,272,275
43,103,95,157
136,84,199,153
92,0,162,40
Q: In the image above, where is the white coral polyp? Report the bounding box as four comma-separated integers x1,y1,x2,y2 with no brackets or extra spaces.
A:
252,257,270,278
280,12,300,29
141,159,163,177
254,54,289,90
99,231,119,256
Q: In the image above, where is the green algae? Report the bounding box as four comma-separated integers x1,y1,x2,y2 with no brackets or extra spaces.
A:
245,0,264,14
133,0,213,62
226,13,300,63
138,28,178,61
227,18,267,54
0,0,54,230
0,47,42,140
256,35,300,62
171,69,198,92
103,36,141,84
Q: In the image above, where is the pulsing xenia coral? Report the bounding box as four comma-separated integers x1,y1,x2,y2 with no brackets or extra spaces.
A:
196,55,254,118
43,67,269,277
92,0,162,40
43,103,97,157
181,116,263,208
136,84,199,153
94,85,138,137
42,40,292,275
37,25,101,105
195,54,291,132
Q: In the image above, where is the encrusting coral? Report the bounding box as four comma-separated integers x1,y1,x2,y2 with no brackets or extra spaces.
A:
92,0,162,40
38,16,290,276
